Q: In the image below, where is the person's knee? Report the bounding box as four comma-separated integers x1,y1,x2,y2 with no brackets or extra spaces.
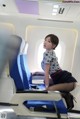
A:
69,82,76,91
73,82,77,89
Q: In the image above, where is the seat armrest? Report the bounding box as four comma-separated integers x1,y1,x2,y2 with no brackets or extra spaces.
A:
16,90,48,93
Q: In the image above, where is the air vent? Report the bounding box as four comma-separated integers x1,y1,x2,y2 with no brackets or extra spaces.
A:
38,18,73,23
62,0,80,3
58,8,65,14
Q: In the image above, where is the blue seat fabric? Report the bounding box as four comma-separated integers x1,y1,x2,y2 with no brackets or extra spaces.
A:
9,53,67,114
23,100,67,113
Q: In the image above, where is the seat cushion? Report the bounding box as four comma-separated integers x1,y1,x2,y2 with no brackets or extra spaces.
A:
23,99,67,114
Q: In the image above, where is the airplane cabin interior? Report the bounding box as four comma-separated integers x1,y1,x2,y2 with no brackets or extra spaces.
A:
0,0,80,119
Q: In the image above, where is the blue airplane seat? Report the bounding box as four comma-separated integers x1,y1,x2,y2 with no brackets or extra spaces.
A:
23,99,67,114
9,54,31,90
19,54,67,114
8,36,68,118
9,54,68,118
20,54,32,85
9,55,23,91
20,54,45,90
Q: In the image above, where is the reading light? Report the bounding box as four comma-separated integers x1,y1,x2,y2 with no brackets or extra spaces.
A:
52,4,59,15
52,12,57,15
53,9,58,12
53,5,59,8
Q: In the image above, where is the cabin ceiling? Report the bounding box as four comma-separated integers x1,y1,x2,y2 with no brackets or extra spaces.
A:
0,0,80,22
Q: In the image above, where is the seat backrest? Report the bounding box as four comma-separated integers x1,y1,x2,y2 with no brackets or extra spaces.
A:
9,55,24,91
9,35,29,91
20,54,32,89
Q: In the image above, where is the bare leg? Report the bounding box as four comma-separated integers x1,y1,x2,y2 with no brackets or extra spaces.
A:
47,82,76,92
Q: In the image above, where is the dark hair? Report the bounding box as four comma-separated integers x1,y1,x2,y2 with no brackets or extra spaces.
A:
45,34,59,49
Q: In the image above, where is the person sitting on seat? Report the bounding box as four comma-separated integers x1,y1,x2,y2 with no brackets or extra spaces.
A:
41,34,77,110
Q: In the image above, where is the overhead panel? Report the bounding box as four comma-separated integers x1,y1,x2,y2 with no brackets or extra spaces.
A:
38,0,80,22
0,0,80,22
0,0,18,14
58,5,70,16
66,5,80,18
62,0,80,3
15,0,39,15
39,1,53,17
39,1,70,19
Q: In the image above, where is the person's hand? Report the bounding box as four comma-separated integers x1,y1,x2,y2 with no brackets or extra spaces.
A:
46,86,53,91
46,86,49,91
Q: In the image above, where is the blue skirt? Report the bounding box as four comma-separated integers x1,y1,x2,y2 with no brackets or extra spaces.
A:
50,70,77,85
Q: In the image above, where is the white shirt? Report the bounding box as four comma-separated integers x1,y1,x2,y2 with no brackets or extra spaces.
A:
41,50,61,75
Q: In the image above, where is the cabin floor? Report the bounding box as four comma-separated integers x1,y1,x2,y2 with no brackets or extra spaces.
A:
0,106,80,119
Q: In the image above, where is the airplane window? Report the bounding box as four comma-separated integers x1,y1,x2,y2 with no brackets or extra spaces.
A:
38,42,61,70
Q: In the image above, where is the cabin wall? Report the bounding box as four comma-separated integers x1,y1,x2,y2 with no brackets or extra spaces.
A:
26,26,77,72
71,22,80,83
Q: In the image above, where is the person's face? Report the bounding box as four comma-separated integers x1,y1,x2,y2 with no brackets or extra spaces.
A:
43,37,56,50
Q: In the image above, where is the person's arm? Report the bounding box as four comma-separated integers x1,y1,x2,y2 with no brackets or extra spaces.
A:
44,63,50,89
